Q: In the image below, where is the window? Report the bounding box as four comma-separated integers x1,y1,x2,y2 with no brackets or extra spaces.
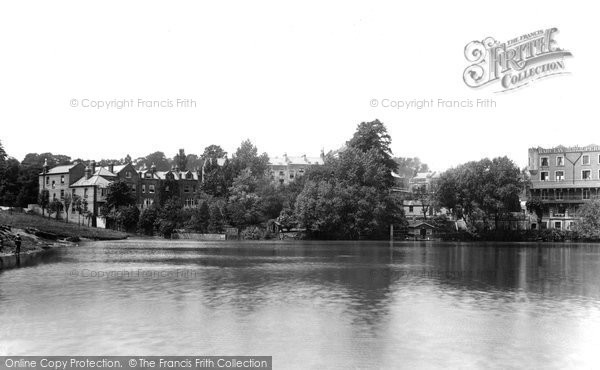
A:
186,173,192,179
145,173,152,178
568,221,575,230
582,155,590,165
583,189,591,200
554,221,562,229
598,155,600,164
101,189,106,196
60,189,64,199
279,171,284,176
46,177,49,185
555,171,564,181
52,180,56,189
541,221,548,229
540,157,549,166
60,175,65,184
142,184,146,193
131,184,136,192
556,156,564,166
149,184,155,194
84,188,88,198
409,206,414,213
582,170,591,180
556,191,563,200
540,172,549,181
125,171,132,178
541,190,548,200
193,185,197,193
184,185,190,193
53,193,56,200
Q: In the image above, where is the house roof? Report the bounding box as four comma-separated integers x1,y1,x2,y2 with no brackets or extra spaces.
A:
93,167,118,178
45,163,81,175
71,175,113,188
269,154,324,166
112,164,128,173
408,221,437,229
139,169,199,181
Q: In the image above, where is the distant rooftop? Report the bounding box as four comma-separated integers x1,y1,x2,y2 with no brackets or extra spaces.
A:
71,175,112,188
531,144,600,154
269,154,324,166
45,163,81,175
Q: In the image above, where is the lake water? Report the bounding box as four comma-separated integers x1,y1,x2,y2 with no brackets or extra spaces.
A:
1,240,600,369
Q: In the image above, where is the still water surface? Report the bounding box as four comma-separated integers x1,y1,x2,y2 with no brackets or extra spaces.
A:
2,240,600,368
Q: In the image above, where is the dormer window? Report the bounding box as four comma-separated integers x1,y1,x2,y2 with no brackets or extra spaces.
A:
125,171,132,178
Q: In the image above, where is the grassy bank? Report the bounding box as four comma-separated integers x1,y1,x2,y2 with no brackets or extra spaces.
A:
0,211,128,240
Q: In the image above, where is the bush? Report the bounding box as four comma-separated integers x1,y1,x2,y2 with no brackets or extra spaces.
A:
241,226,263,240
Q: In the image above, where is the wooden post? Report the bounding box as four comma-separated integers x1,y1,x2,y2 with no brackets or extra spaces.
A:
390,224,394,242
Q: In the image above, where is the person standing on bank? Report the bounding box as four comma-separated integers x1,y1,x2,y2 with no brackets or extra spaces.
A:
14,234,21,255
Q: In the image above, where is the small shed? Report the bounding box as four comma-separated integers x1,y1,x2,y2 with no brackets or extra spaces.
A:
407,221,437,239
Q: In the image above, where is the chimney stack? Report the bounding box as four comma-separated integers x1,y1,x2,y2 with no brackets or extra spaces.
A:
90,160,96,174
84,166,92,180
151,163,156,175
109,162,114,173
43,158,49,174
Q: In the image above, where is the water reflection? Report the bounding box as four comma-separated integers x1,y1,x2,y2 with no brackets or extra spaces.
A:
1,240,600,368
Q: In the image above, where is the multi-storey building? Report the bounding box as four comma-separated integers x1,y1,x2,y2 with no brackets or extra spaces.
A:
527,145,600,230
39,160,86,203
138,165,202,209
268,153,324,185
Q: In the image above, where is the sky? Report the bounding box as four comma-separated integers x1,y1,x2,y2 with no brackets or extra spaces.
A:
0,1,597,171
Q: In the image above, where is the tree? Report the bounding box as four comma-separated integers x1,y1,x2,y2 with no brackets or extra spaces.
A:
102,181,136,230
412,185,431,219
105,181,136,209
231,139,270,178
292,120,406,239
48,199,64,220
63,192,73,223
184,201,210,233
208,200,226,233
394,157,429,177
201,145,227,160
38,189,50,217
72,194,82,225
347,119,397,173
434,157,523,229
0,139,6,173
138,207,159,235
174,148,188,170
526,198,545,227
138,151,170,171
574,199,600,240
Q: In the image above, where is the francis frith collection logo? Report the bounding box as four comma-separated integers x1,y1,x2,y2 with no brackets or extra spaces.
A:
463,28,572,92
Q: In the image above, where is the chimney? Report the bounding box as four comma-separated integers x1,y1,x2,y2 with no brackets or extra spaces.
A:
90,160,96,174
196,167,203,183
109,162,114,173
151,163,156,175
43,158,49,174
84,166,92,180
